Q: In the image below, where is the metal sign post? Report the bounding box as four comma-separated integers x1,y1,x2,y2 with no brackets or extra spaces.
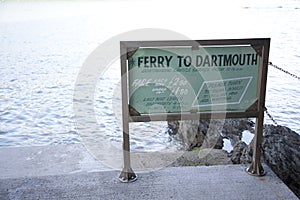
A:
246,41,270,176
119,43,137,182
119,39,270,182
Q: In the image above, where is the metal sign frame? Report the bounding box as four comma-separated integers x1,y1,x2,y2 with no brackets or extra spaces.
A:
119,38,270,182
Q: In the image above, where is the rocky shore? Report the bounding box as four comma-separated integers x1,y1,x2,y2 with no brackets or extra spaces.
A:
167,119,300,198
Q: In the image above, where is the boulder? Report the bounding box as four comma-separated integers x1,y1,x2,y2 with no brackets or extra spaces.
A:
231,139,254,164
167,118,254,150
167,119,223,150
262,125,300,198
167,121,180,136
221,119,254,146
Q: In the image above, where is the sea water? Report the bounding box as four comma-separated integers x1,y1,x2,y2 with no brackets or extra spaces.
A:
0,0,299,151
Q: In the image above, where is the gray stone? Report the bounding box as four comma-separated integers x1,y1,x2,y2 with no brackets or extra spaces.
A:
262,125,300,198
231,140,253,164
167,118,254,150
221,118,255,146
231,141,248,164
168,119,224,150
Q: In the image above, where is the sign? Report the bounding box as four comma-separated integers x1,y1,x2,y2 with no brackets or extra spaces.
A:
119,39,270,182
128,46,260,114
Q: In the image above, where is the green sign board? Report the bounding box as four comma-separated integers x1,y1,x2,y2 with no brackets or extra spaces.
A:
119,39,270,181
128,46,260,114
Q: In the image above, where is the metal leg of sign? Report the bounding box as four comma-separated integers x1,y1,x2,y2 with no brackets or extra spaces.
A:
246,160,265,176
246,115,266,176
119,166,137,183
119,131,137,183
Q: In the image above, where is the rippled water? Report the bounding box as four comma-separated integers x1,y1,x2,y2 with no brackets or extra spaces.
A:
0,0,299,150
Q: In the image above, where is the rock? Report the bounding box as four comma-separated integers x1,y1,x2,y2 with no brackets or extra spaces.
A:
170,148,232,167
262,125,300,198
167,118,254,150
221,119,254,146
201,119,224,150
167,120,224,150
231,140,253,164
231,141,247,164
167,121,180,135
179,120,206,149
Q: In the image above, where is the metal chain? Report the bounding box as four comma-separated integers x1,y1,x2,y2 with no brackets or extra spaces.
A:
264,106,279,126
268,62,300,81
265,62,299,126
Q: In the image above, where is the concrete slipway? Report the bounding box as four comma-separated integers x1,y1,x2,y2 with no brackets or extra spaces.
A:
0,144,298,200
